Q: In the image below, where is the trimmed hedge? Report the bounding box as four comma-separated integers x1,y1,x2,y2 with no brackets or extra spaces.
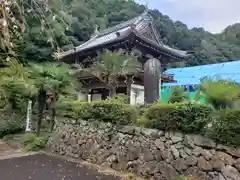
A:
58,100,137,125
174,103,213,133
57,99,239,146
139,102,213,132
139,103,178,130
206,108,240,146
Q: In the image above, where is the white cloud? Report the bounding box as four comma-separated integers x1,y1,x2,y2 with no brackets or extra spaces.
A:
137,0,240,33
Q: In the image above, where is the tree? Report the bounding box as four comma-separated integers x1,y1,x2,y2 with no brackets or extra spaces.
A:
80,50,140,98
0,60,37,113
0,0,50,53
2,0,240,66
27,62,78,135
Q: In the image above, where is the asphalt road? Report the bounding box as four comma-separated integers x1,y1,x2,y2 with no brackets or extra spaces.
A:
0,154,120,180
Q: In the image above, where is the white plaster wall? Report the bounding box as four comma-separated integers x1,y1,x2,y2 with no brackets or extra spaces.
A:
130,84,144,105
117,93,125,96
78,92,87,101
91,94,102,101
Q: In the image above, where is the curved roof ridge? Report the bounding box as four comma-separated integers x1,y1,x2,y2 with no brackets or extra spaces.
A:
97,11,152,38
75,34,99,50
54,34,98,59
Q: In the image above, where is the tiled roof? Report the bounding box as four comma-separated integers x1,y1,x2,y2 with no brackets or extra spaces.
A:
54,12,188,60
55,26,132,59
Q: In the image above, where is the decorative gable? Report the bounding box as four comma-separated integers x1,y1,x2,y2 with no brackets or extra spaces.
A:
139,23,162,44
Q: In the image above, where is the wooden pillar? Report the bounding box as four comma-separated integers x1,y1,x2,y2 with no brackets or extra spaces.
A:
126,76,134,104
101,88,109,100
126,76,133,96
88,89,93,102
144,57,161,105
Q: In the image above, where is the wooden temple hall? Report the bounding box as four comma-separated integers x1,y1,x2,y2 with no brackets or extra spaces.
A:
55,9,190,105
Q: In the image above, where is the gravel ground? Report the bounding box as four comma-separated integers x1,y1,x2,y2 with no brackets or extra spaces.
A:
0,153,120,180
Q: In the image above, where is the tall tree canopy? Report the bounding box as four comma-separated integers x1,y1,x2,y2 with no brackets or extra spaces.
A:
1,0,240,66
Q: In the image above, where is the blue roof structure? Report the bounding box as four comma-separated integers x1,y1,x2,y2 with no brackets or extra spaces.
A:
163,60,240,87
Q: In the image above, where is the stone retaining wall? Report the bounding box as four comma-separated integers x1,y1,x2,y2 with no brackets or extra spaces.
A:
48,119,240,180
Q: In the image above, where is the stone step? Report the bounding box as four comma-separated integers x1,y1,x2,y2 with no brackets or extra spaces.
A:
0,141,12,151
0,140,20,153
0,140,25,160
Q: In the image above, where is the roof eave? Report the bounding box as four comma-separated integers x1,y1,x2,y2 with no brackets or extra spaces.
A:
135,34,189,60
54,31,135,61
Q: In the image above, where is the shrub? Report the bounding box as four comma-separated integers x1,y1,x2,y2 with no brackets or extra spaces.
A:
109,95,129,104
56,99,80,118
176,177,200,180
174,103,213,133
201,80,240,109
140,102,213,132
0,118,24,138
21,133,48,152
22,133,36,146
140,103,178,130
168,87,188,103
206,108,240,146
124,173,137,180
137,105,147,116
58,100,137,125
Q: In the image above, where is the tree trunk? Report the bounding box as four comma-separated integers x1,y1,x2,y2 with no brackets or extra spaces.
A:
50,107,56,133
126,76,132,104
36,88,46,137
109,86,117,98
50,92,57,133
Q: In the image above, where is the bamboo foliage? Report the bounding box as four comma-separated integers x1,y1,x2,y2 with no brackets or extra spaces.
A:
0,0,60,56
0,0,24,52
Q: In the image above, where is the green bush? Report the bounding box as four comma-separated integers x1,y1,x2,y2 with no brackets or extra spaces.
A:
58,100,137,125
125,173,137,180
206,109,240,146
201,80,240,109
56,98,79,118
0,119,24,138
176,177,199,180
168,87,188,103
174,103,213,133
21,133,48,152
139,103,178,130
109,95,129,104
139,102,213,132
137,105,147,116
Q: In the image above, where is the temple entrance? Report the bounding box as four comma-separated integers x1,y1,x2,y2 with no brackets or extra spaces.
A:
55,10,189,105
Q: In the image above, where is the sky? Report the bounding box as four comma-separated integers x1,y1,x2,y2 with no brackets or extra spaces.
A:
136,0,240,33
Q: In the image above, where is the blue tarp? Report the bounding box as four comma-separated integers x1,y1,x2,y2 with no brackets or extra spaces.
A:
162,60,240,87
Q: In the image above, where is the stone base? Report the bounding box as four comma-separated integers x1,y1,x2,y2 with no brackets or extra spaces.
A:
49,119,240,180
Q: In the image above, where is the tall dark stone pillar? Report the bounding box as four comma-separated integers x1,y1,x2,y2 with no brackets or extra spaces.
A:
144,58,161,105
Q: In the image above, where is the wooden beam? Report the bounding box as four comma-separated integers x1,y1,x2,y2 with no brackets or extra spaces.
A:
85,83,129,89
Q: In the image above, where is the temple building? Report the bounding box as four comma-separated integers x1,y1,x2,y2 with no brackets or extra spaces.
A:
54,9,190,105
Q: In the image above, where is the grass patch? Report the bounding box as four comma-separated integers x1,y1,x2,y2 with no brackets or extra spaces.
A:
21,133,48,152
